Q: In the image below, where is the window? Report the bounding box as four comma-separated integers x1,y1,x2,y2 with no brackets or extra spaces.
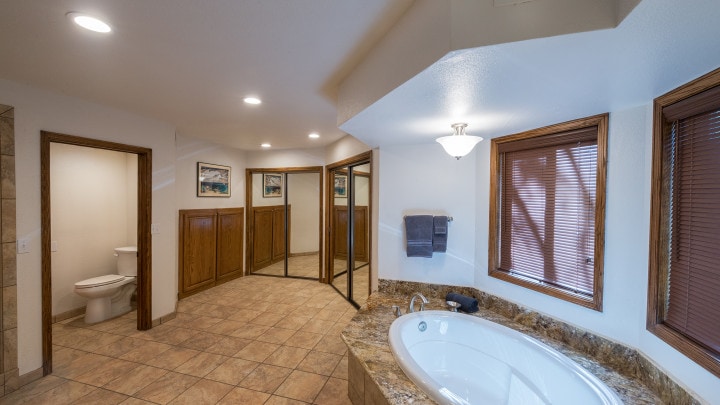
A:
648,67,720,377
489,114,608,310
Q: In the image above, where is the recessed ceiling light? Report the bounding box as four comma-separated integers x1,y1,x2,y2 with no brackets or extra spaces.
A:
67,12,112,33
244,97,262,105
261,143,271,148
308,133,320,139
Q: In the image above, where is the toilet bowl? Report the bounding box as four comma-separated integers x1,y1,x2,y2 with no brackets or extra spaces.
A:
74,246,138,324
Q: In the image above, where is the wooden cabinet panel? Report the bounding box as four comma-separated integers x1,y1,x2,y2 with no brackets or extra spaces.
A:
333,206,368,262
253,209,274,269
251,205,290,271
179,207,244,298
217,208,244,281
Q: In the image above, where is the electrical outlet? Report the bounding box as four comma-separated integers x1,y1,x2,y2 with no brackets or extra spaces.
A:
17,238,30,254
151,223,160,234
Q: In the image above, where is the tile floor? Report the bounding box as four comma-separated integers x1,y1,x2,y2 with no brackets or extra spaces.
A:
252,255,321,278
4,276,357,404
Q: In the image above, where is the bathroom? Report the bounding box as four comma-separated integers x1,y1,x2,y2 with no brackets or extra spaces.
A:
49,142,139,323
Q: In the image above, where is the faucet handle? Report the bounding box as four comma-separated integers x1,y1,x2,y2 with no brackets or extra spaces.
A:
392,305,403,317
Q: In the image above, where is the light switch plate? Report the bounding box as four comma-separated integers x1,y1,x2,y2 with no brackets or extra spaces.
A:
151,223,160,234
17,238,30,254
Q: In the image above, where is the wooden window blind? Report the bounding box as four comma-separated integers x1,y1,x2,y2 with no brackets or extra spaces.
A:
662,99,720,354
499,136,597,296
489,114,607,310
648,67,720,378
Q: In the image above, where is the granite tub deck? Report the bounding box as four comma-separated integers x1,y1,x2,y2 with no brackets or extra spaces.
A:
341,280,700,405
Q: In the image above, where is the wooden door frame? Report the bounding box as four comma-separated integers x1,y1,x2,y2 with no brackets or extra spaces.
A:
324,151,372,298
41,131,153,375
245,167,323,278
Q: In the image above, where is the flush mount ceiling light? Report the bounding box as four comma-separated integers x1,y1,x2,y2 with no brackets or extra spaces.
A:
243,97,262,105
260,143,271,148
436,123,483,160
308,132,320,139
67,12,112,33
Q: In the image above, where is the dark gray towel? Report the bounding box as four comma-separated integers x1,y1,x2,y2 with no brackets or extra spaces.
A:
405,215,433,258
446,292,479,313
433,216,448,252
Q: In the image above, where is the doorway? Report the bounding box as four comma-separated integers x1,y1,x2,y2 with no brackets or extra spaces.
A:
245,167,323,279
326,151,372,308
40,131,152,375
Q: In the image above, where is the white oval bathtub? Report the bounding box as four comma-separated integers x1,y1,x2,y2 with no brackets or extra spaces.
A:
389,311,622,405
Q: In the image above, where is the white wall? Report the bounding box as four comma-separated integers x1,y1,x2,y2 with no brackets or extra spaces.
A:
2,78,177,375
377,143,477,287
175,134,246,210
377,104,720,402
50,144,137,316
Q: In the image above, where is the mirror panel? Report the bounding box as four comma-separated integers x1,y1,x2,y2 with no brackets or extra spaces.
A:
331,167,349,297
351,164,370,307
287,173,320,278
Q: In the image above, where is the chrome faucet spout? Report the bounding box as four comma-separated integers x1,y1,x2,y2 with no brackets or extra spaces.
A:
409,293,429,313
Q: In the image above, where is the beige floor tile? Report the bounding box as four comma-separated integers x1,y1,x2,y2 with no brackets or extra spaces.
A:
300,319,336,335
102,365,168,396
167,379,234,405
331,356,348,380
211,319,246,335
265,395,310,405
227,308,262,322
174,352,228,378
257,326,296,344
183,315,224,330
249,311,285,327
72,387,129,404
205,357,259,385
52,352,114,380
133,371,199,404
234,340,280,362
273,370,327,403
313,334,347,355
313,377,352,405
74,358,140,387
145,347,201,370
264,346,310,369
177,330,223,351
119,341,173,363
205,335,251,356
312,309,344,322
231,324,271,340
296,351,342,376
217,387,271,404
22,381,97,404
285,331,324,350
0,375,67,403
118,398,157,404
93,336,147,358
238,364,292,393
275,315,312,331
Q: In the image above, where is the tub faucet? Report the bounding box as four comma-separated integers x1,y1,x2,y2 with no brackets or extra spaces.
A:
409,293,429,313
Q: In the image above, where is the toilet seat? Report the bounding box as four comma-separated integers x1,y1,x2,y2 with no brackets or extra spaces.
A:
75,274,126,289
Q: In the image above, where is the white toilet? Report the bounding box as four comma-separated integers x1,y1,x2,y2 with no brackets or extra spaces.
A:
74,246,138,324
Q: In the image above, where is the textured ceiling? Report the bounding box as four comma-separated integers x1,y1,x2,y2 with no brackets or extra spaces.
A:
0,0,412,150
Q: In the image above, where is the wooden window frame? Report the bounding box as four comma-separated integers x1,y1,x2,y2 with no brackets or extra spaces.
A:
489,114,608,311
647,67,720,378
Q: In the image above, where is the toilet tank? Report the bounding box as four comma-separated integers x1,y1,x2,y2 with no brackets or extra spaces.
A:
115,246,138,276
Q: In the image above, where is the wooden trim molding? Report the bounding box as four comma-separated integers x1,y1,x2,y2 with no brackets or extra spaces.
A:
40,131,153,375
488,114,608,311
647,66,720,378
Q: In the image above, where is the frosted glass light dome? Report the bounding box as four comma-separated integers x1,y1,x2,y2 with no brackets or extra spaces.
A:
436,123,483,159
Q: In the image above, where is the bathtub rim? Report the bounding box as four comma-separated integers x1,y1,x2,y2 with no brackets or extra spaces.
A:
388,310,623,405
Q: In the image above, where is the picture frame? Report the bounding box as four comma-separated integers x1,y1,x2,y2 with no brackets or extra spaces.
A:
197,162,231,197
334,174,347,198
263,173,283,198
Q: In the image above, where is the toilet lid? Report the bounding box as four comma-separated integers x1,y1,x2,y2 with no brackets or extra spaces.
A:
75,274,125,288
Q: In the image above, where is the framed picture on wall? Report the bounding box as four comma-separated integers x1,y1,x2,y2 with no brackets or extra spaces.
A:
263,173,283,198
334,174,347,198
197,162,231,197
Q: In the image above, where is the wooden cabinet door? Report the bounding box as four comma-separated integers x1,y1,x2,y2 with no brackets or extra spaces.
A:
179,209,217,297
217,208,244,281
272,206,287,263
253,208,274,269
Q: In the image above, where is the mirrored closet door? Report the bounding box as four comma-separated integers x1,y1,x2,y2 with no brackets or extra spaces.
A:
327,152,372,308
246,167,322,279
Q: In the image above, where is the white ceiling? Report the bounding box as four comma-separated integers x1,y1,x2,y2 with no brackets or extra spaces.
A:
341,0,720,147
1,1,719,154
0,0,412,150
